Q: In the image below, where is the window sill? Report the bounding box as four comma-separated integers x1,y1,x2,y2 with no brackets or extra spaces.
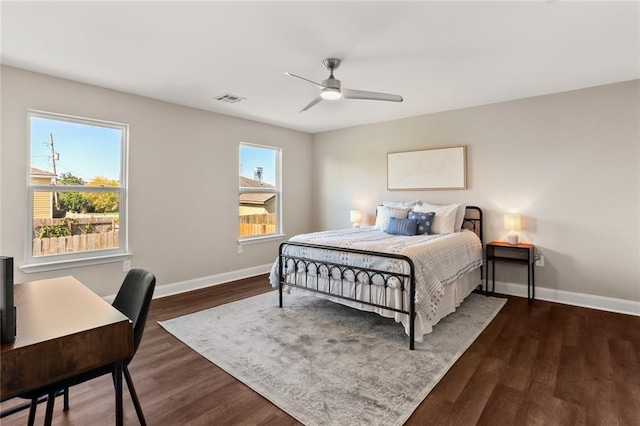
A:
238,234,286,246
20,252,132,274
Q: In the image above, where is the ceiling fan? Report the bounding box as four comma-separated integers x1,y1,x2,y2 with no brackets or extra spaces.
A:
285,58,403,112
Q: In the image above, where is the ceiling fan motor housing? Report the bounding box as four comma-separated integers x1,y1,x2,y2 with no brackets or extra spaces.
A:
322,58,342,89
322,78,341,89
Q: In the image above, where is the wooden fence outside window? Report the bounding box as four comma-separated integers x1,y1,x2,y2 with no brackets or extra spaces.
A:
33,231,119,256
32,215,119,257
239,213,276,236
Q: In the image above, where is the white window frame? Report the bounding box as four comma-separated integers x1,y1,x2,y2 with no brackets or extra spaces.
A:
238,142,283,244
21,110,130,273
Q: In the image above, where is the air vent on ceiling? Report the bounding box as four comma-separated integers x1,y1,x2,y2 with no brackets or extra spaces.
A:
214,93,246,104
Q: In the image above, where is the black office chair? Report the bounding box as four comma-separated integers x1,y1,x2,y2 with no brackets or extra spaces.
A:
23,268,156,426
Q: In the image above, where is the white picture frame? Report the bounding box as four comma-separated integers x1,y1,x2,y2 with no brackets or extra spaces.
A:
387,145,467,190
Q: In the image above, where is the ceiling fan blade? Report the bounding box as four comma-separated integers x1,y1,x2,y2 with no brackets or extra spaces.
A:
285,72,324,89
342,88,403,102
299,96,323,112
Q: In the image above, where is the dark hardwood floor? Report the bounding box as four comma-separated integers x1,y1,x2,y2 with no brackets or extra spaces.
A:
2,275,639,425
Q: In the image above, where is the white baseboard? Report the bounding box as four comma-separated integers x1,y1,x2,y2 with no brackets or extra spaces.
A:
105,267,639,318
493,280,640,317
152,263,273,299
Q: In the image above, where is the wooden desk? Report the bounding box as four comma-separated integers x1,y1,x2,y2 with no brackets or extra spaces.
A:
0,276,133,425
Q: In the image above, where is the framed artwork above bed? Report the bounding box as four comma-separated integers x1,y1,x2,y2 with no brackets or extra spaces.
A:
387,145,467,190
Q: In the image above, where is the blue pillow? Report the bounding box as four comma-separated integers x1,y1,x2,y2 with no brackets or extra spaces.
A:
409,211,435,235
385,217,418,236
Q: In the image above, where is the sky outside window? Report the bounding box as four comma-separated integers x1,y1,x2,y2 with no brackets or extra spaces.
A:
30,116,122,182
239,144,276,185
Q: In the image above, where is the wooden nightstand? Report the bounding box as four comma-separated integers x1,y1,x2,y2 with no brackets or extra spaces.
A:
486,241,536,304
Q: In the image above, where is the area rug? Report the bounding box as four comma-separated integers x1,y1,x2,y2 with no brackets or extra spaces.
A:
159,291,506,426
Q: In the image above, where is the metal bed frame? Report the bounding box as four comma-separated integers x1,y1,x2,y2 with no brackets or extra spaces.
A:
278,206,483,350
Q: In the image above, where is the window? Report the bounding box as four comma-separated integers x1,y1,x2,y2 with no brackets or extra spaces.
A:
24,110,128,272
239,143,281,240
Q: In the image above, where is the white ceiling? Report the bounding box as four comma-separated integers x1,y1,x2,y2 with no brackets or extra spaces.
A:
2,1,639,134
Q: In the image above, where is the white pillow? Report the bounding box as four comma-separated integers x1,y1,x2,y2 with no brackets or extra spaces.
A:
413,203,459,234
454,204,466,232
374,206,410,230
416,202,466,232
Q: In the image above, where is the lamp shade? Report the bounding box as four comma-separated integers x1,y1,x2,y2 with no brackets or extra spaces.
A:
503,214,522,231
350,210,362,223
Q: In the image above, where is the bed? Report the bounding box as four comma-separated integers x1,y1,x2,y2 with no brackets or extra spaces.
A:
269,205,484,349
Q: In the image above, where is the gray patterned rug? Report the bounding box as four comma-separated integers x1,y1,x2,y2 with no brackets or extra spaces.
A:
159,291,506,426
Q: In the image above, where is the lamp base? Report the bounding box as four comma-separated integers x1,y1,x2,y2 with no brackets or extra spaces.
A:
507,233,519,245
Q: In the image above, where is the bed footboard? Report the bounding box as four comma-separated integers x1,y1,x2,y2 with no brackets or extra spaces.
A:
278,241,417,350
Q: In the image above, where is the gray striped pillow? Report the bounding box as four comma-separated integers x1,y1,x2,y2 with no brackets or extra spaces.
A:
385,217,418,236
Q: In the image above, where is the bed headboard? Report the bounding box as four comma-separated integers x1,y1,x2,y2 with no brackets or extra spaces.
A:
462,206,483,246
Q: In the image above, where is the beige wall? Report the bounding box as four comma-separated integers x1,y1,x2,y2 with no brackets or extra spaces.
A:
312,80,640,303
0,66,313,296
3,65,638,306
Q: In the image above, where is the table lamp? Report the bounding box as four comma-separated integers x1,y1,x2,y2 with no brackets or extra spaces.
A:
504,214,522,244
350,210,362,228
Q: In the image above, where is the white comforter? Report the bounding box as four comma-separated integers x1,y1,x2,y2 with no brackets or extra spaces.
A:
269,227,483,322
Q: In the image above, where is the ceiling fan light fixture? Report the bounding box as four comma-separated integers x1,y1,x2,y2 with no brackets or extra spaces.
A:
321,87,342,100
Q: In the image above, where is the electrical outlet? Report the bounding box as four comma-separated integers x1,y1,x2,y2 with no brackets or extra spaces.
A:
123,260,132,272
237,245,243,255
536,255,544,267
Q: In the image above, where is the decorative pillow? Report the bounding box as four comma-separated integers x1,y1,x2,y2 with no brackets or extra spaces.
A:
413,203,459,234
408,211,435,235
382,200,420,209
374,206,410,230
385,217,418,236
